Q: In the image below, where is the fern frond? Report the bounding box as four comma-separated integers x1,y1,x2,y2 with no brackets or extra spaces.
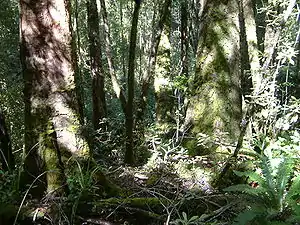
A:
260,157,275,190
275,157,294,210
286,175,300,212
276,158,293,188
260,157,278,206
286,175,300,200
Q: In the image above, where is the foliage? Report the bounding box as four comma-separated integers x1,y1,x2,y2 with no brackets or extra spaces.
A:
224,147,300,224
1,0,300,224
0,170,19,206
67,159,101,201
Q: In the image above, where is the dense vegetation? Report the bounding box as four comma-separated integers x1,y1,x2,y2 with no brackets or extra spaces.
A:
0,0,300,224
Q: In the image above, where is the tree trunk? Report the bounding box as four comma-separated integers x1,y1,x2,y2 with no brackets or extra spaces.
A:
136,0,172,125
99,0,127,114
184,0,242,154
124,2,141,165
181,0,188,78
20,0,89,196
0,109,14,172
87,0,107,130
239,0,261,96
71,0,85,125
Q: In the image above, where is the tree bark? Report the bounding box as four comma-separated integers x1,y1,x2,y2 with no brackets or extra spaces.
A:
184,0,242,153
87,0,107,130
0,109,14,172
20,0,89,196
239,0,261,96
181,0,188,78
124,2,141,165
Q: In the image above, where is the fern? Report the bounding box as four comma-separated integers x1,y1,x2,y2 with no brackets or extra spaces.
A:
225,154,298,224
260,156,278,207
275,157,294,210
286,175,300,217
224,184,267,197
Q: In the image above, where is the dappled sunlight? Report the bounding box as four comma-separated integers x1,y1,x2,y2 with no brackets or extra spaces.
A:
1,0,300,224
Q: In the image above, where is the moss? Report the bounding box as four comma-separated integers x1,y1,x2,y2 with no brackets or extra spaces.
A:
38,121,65,195
43,146,62,193
186,0,241,156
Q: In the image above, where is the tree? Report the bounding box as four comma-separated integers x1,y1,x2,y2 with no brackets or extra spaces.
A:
136,0,172,125
71,0,85,125
20,0,89,196
99,0,127,114
184,0,242,154
124,1,141,165
87,0,107,130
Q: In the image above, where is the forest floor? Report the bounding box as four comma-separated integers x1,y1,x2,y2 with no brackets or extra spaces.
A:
69,151,245,225
5,148,248,225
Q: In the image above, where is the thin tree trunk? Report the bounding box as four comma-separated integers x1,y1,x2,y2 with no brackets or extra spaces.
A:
120,0,127,79
71,0,85,124
241,0,261,95
181,0,188,78
124,2,141,165
0,109,14,172
87,0,107,130
178,0,189,124
99,0,127,114
136,0,172,125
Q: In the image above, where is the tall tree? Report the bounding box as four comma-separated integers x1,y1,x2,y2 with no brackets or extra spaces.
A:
184,0,242,153
87,0,107,130
124,1,141,165
71,0,85,124
20,0,89,196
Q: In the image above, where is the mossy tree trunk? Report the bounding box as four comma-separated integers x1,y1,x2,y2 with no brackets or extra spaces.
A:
87,0,107,130
185,0,242,154
20,0,89,197
0,109,14,172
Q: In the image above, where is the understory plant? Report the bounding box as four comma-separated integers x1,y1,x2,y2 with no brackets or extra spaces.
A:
224,138,300,225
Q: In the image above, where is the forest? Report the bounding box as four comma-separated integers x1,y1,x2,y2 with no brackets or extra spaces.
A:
0,0,300,224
